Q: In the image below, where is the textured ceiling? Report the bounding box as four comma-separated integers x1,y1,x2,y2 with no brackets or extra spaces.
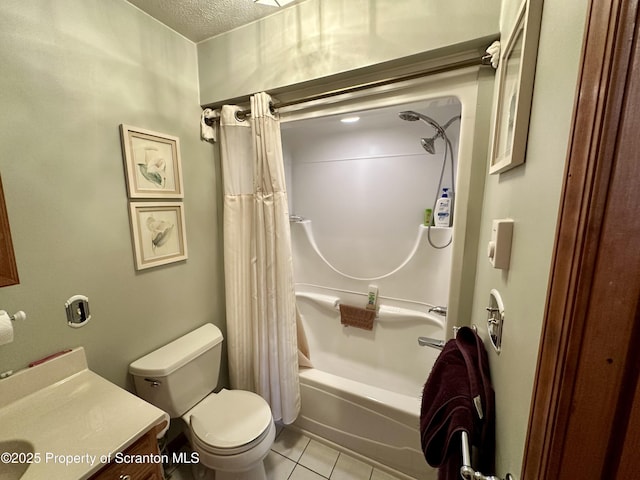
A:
126,0,304,43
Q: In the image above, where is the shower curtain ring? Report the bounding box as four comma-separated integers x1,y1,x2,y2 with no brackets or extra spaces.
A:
234,101,276,122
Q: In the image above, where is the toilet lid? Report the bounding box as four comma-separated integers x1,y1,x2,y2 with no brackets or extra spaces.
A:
190,389,273,449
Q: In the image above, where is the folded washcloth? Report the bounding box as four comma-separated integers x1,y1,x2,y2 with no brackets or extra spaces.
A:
420,327,495,480
201,108,219,143
484,40,501,69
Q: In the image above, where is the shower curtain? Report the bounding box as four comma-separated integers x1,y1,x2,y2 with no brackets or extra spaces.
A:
219,92,300,424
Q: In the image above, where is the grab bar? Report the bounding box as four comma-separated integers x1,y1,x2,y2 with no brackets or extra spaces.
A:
295,291,340,309
296,291,444,326
460,431,512,480
379,305,442,324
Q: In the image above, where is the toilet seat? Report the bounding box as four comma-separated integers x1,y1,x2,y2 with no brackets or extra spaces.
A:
188,389,273,455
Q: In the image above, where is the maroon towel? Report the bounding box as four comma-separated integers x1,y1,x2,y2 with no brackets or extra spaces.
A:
420,327,495,480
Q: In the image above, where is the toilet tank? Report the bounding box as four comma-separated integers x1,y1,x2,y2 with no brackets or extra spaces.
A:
129,323,223,418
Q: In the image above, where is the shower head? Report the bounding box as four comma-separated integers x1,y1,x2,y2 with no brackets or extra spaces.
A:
401,111,462,154
421,115,461,153
420,137,436,155
399,110,446,155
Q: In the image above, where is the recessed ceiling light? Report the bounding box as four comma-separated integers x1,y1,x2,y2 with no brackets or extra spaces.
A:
254,0,296,6
340,116,360,124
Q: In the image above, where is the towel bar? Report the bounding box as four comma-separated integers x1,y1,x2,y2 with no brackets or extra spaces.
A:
460,431,512,480
418,325,477,350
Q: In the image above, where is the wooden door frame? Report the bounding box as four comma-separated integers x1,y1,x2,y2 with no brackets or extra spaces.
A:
522,0,640,478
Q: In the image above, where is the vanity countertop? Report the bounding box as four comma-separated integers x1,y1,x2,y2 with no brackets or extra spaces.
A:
0,347,169,480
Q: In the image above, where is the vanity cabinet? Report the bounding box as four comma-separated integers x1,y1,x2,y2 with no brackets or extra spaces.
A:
0,347,170,480
89,424,165,480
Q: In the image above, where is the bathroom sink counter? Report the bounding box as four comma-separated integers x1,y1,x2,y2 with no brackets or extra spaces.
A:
0,347,169,480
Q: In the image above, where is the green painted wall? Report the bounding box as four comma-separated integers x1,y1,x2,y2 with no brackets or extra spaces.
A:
197,0,501,106
471,0,589,476
0,0,226,389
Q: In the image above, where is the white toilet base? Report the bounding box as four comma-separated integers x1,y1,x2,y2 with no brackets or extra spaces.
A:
189,418,275,480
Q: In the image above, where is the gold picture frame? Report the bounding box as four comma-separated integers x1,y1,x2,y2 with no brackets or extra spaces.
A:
129,202,188,270
120,125,184,198
0,175,19,287
489,0,543,175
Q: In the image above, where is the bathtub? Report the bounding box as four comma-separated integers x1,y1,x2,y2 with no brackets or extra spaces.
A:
293,287,444,479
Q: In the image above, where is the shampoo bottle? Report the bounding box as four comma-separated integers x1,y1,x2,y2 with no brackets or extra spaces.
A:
434,188,451,227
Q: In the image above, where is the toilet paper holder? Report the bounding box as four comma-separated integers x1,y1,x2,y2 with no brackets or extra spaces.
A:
0,310,26,350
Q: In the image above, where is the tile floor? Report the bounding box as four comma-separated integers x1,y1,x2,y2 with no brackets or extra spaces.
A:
167,427,405,480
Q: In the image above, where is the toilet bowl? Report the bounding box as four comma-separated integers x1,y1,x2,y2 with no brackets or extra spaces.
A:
129,324,275,480
186,389,275,480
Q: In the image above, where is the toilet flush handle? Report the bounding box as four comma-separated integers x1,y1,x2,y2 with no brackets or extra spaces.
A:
144,378,161,387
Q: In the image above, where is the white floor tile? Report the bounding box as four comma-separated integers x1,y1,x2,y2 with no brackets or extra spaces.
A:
331,454,373,480
273,428,311,462
172,428,407,480
298,440,339,478
371,468,403,480
289,464,328,480
265,451,297,480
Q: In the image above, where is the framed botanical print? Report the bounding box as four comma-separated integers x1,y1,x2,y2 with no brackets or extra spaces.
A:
129,202,188,270
120,125,184,198
489,0,543,174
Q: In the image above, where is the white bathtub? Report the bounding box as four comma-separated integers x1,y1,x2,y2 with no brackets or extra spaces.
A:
294,287,443,479
295,369,434,480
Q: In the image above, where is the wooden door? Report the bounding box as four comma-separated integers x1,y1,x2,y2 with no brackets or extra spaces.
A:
522,0,640,478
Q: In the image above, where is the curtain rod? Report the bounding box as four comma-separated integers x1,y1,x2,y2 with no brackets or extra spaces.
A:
204,53,494,123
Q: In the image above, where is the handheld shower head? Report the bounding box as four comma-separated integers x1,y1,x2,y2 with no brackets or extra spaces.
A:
398,111,422,122
399,111,443,133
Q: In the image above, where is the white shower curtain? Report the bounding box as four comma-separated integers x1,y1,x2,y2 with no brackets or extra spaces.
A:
219,92,300,424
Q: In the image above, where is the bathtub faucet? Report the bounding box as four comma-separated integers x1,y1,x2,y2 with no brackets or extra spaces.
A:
418,337,446,350
428,306,447,316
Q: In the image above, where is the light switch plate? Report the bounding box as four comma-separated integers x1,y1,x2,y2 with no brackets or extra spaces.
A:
487,218,514,269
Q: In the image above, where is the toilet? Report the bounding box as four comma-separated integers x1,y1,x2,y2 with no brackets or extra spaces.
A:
129,323,275,480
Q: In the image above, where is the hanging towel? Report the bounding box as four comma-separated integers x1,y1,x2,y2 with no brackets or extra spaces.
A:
201,108,219,143
296,304,313,368
339,304,375,330
419,326,495,480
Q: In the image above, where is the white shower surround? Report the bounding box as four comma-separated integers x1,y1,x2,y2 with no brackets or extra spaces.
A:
281,68,487,479
281,67,485,327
